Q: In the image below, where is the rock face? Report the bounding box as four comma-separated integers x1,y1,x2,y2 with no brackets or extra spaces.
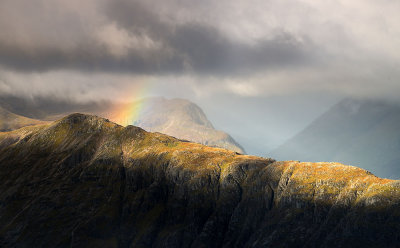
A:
271,98,400,179
0,113,399,248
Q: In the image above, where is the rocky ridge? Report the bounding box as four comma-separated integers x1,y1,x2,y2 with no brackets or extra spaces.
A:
0,113,399,247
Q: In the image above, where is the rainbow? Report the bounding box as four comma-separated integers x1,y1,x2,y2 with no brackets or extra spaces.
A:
110,80,154,126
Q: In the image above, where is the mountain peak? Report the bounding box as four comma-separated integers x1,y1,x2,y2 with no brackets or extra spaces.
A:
58,112,113,126
110,97,245,153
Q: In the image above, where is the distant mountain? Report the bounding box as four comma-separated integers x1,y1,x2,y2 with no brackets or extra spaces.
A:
0,94,245,154
104,97,245,154
0,113,399,247
271,98,400,179
0,106,47,132
0,94,109,120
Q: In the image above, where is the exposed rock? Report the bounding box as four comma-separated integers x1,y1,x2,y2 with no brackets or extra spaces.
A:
0,113,399,247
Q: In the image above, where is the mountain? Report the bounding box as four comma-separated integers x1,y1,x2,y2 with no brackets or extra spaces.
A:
0,94,109,120
271,98,400,179
0,106,47,132
0,95,245,154
0,113,399,247
103,97,245,154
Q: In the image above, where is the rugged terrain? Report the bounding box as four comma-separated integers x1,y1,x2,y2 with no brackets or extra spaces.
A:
0,114,399,247
271,98,400,179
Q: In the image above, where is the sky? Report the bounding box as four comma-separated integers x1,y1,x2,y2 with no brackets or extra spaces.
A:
0,0,399,155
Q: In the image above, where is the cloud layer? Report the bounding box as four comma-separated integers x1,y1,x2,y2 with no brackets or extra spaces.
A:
0,0,399,100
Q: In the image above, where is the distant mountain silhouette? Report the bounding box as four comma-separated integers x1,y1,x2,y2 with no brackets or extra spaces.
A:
0,106,47,131
271,98,400,179
0,94,109,120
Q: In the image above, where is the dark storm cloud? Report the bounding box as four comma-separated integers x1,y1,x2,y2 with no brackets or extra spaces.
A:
0,0,316,75
104,0,169,39
169,24,313,74
0,33,184,73
104,0,317,73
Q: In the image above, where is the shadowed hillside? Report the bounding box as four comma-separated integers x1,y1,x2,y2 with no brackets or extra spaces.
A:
0,113,399,247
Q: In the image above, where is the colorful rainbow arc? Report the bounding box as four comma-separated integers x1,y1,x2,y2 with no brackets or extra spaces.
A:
112,80,154,126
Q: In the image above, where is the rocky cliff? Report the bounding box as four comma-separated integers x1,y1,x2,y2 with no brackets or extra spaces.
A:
0,114,399,247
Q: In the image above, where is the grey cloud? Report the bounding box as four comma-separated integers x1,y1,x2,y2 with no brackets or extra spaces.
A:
0,0,318,75
0,0,398,104
0,40,185,73
170,24,314,74
102,0,320,74
104,0,170,39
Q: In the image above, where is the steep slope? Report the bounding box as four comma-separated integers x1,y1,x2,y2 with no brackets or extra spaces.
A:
0,106,47,132
101,97,245,154
0,113,399,247
271,99,400,179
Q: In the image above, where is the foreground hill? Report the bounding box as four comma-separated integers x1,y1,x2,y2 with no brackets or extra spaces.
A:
0,106,47,132
271,98,400,179
0,113,399,247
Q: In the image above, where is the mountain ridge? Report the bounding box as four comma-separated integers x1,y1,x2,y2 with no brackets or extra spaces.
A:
0,113,399,247
0,95,245,154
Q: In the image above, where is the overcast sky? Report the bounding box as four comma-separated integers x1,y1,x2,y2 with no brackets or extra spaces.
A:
0,0,399,154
